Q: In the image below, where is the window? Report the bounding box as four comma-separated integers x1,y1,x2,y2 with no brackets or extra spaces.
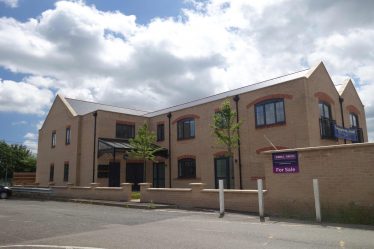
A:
63,162,69,182
157,123,165,141
49,164,54,182
349,113,359,128
319,102,335,139
177,118,195,140
116,123,135,139
255,99,285,127
65,127,71,145
97,164,109,178
178,158,196,178
51,131,56,148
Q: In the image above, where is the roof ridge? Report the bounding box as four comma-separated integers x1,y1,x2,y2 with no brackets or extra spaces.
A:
65,97,148,113
145,67,310,115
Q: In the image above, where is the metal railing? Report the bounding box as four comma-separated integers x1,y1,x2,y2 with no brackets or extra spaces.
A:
319,117,336,139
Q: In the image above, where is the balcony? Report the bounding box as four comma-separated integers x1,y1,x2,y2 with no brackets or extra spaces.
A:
319,117,336,139
353,127,364,143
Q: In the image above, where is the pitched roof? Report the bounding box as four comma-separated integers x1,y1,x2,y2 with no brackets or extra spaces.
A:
65,98,148,116
62,64,315,117
144,67,310,117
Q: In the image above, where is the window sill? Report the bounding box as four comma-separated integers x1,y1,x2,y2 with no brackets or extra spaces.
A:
177,137,195,141
256,122,286,129
175,177,200,180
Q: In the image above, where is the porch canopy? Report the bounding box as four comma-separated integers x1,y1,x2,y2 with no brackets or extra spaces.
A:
98,138,169,159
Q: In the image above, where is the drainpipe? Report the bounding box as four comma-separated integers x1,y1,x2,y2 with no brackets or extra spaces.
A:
92,111,98,183
339,97,346,144
233,95,243,189
167,112,172,188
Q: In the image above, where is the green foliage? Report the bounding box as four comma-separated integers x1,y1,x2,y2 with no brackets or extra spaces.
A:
211,99,242,156
131,191,141,200
129,122,161,162
0,140,36,181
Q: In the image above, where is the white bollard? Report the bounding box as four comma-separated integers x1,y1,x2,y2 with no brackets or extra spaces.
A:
219,179,224,217
313,179,321,223
257,179,265,221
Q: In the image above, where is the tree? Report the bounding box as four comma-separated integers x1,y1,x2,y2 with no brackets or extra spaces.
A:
0,141,36,184
211,99,242,188
129,122,162,182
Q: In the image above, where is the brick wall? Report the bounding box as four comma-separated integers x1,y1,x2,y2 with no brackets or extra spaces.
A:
140,182,263,212
262,143,374,217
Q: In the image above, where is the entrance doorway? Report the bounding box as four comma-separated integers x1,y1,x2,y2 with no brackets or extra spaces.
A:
214,157,234,189
153,163,165,188
126,163,144,191
108,162,120,187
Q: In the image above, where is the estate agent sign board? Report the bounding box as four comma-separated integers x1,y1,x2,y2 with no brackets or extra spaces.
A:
334,125,358,141
272,151,299,173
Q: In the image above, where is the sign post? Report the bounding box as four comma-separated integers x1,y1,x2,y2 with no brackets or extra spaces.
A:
313,179,322,223
219,179,224,218
257,179,265,222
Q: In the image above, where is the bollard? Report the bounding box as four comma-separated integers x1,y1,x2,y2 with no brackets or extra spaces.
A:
313,179,321,223
219,179,224,218
257,179,265,222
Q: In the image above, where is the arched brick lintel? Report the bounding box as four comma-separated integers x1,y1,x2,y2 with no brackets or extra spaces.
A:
246,94,293,109
314,92,335,105
177,155,196,160
213,151,229,157
346,105,361,116
256,146,289,154
172,114,200,125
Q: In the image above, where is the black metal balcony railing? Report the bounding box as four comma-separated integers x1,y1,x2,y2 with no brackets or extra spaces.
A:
319,117,336,139
353,127,364,143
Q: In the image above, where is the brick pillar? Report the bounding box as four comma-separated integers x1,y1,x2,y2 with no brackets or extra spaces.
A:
139,183,152,202
121,183,133,201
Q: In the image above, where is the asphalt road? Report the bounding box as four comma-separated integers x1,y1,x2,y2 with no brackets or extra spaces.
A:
0,199,373,249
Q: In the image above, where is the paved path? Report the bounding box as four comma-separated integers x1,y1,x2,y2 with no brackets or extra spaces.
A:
0,199,373,249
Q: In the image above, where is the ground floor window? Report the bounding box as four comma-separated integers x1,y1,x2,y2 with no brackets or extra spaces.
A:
178,158,196,178
153,163,165,188
63,162,69,182
49,164,54,182
214,157,234,189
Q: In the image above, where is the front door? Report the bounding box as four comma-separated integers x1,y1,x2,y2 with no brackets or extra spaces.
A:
108,162,120,187
214,157,234,189
153,163,165,188
126,163,144,191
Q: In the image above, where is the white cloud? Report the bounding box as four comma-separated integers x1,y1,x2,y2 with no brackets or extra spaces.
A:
0,79,53,115
23,132,38,154
0,0,373,141
11,120,27,126
0,0,18,8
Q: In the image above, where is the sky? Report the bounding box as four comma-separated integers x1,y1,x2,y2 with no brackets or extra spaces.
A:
0,0,373,154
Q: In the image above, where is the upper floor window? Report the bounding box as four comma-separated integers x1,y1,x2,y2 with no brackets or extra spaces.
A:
116,123,135,139
51,131,56,148
178,158,196,178
319,102,335,139
319,102,331,119
349,113,359,128
157,123,165,141
177,118,195,140
255,99,285,127
63,162,69,182
65,127,71,145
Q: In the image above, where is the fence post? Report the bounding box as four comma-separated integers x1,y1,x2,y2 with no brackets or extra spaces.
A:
257,179,265,222
313,179,321,223
219,179,224,218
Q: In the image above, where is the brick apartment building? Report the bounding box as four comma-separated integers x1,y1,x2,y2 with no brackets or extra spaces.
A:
36,62,368,190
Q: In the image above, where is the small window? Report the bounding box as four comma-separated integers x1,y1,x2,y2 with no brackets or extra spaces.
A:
319,102,335,139
255,99,285,127
51,131,56,148
349,113,359,128
97,164,109,178
49,164,54,182
178,158,196,178
157,124,165,141
65,127,71,145
63,162,69,182
177,118,195,140
116,123,135,139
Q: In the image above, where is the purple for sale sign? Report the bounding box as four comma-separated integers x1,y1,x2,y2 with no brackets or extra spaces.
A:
272,151,299,174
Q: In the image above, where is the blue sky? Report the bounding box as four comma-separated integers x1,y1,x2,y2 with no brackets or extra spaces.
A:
0,0,374,153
